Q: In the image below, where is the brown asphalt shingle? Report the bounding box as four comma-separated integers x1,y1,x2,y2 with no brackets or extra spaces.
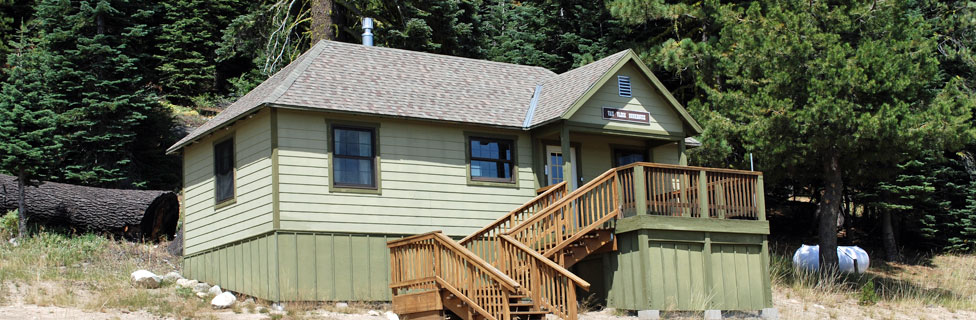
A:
168,41,634,153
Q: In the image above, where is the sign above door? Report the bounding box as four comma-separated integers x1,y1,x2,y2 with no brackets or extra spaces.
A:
602,107,650,124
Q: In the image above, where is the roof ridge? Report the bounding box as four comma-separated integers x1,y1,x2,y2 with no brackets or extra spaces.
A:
320,40,558,75
266,41,330,104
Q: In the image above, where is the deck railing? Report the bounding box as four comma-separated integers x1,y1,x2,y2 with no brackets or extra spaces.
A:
619,162,765,220
388,232,519,320
459,182,568,264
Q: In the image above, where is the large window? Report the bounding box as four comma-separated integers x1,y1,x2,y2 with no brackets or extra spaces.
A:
469,137,515,183
331,126,377,188
214,138,235,205
613,148,646,166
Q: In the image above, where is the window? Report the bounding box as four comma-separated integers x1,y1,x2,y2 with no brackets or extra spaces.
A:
613,148,645,166
617,75,632,97
214,138,235,205
331,126,377,188
469,137,515,183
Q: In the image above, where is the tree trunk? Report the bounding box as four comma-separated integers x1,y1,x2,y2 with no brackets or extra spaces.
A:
0,174,179,241
881,209,902,262
310,0,334,43
17,168,26,238
818,148,842,270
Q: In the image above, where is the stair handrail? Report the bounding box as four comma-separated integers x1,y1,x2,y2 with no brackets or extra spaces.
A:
505,168,620,256
497,234,587,320
389,231,518,320
459,181,568,246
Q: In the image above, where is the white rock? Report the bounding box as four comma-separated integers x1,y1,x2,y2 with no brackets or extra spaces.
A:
130,270,161,289
162,271,183,282
196,292,208,299
176,279,198,288
192,283,211,293
385,311,399,320
335,302,349,308
211,291,236,309
368,310,381,316
8,237,17,246
208,285,222,296
271,303,285,312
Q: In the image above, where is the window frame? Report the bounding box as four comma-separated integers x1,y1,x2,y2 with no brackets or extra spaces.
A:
327,121,381,194
465,132,519,188
213,134,237,209
611,145,647,167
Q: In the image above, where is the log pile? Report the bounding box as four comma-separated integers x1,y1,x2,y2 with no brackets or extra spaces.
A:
0,174,180,241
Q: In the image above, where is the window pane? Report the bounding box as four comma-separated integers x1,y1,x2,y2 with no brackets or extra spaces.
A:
335,128,372,157
334,157,374,186
214,139,234,202
471,139,512,160
471,160,512,180
614,150,645,166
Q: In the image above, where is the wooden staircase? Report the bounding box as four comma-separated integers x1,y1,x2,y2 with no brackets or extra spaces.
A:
389,166,627,320
390,162,767,319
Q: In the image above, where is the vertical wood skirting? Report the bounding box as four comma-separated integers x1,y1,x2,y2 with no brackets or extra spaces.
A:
702,232,714,309
634,166,647,216
561,124,574,191
760,236,773,306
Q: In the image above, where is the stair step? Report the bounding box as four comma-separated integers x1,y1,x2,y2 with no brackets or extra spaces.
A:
510,311,550,315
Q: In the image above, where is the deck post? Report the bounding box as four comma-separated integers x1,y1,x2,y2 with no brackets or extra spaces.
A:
561,125,574,192
678,138,687,166
757,175,767,221
634,165,647,216
698,171,709,218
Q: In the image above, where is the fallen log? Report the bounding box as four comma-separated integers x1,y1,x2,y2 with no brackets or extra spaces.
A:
0,174,180,241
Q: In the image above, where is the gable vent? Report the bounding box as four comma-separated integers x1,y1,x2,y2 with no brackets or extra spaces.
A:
617,75,632,97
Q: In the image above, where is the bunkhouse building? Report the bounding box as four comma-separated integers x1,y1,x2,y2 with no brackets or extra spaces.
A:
168,38,773,319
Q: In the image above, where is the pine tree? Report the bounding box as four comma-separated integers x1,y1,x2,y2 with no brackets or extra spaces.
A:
0,0,34,60
156,0,245,106
31,0,177,189
0,26,61,237
611,0,976,268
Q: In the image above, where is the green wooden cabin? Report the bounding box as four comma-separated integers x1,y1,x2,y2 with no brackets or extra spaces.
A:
167,40,771,314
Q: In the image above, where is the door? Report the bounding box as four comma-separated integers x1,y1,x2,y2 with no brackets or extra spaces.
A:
545,145,578,188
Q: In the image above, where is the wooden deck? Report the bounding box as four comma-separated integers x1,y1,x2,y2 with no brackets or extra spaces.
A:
389,163,767,320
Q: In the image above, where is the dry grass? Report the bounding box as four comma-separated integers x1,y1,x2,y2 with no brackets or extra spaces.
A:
0,231,218,318
770,248,976,319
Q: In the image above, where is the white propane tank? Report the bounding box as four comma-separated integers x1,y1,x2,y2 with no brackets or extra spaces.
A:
792,244,869,273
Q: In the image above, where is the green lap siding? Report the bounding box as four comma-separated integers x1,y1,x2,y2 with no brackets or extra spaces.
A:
568,63,685,136
275,109,538,237
182,108,275,256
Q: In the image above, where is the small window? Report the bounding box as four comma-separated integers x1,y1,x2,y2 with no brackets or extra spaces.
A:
613,148,645,166
617,75,632,97
332,126,377,188
214,138,235,204
469,137,515,183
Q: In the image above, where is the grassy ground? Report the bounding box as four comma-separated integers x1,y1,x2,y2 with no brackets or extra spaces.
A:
0,226,973,319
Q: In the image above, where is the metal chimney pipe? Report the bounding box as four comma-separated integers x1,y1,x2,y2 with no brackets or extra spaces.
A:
362,17,374,46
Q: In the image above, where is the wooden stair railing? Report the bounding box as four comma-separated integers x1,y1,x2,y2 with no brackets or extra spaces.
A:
388,231,519,320
460,182,568,265
506,168,621,258
497,234,590,320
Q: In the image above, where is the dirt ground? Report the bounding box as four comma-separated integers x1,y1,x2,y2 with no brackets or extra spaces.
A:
2,296,976,320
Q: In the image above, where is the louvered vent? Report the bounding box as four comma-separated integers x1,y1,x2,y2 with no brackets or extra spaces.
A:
617,75,632,97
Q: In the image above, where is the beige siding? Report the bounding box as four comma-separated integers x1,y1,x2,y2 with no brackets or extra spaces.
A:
183,108,274,255
569,63,684,135
276,109,537,236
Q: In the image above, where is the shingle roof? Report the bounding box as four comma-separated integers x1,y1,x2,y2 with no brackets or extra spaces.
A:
529,50,630,127
167,41,651,153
